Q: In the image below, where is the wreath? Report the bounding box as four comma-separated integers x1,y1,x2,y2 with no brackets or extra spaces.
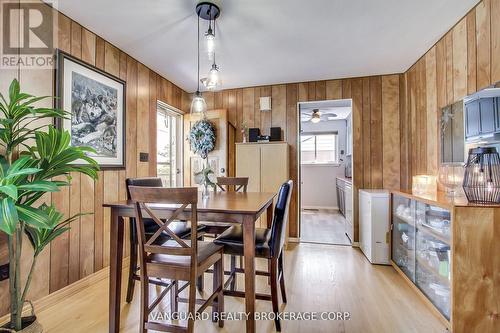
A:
188,119,216,159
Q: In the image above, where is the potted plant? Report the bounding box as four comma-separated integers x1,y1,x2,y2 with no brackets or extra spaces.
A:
0,79,99,332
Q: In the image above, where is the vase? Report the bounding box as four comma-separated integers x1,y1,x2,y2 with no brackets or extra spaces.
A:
202,183,210,199
438,163,465,197
0,317,43,333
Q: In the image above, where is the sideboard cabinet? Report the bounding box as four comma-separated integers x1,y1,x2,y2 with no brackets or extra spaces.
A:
391,191,499,333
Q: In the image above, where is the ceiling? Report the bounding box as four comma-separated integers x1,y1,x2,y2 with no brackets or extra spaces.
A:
56,0,479,92
300,100,352,122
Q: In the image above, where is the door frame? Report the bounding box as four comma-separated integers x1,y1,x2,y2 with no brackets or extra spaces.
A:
157,100,184,187
296,98,354,244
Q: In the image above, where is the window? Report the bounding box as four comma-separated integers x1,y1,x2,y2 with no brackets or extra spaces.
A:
157,103,183,187
300,133,338,164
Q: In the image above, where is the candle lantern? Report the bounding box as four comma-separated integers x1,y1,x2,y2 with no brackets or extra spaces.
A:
412,175,437,195
462,147,500,204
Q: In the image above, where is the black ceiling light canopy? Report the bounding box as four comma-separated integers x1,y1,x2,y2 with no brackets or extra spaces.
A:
196,1,221,20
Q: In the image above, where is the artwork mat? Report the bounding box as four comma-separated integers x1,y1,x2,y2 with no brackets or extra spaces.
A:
56,50,126,169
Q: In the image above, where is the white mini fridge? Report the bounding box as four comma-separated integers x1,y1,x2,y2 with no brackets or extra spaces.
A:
359,189,390,265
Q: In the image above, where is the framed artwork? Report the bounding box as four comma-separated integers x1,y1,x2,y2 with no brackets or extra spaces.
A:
55,50,126,169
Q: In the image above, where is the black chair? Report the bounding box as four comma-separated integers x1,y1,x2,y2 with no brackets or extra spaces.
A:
125,177,193,302
214,180,293,332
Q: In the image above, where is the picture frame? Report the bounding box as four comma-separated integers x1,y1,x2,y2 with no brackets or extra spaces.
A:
55,49,126,169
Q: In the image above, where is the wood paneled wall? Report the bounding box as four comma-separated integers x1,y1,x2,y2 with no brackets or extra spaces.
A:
403,0,500,180
1,0,498,318
184,76,404,240
0,2,187,316
189,0,500,241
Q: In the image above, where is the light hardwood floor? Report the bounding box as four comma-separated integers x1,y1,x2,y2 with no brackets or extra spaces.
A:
301,210,351,245
33,243,447,332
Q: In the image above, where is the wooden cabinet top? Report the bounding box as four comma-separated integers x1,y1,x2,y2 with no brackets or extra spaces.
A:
236,141,287,146
391,190,500,210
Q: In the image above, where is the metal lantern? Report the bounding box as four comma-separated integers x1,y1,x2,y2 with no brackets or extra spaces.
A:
462,147,500,204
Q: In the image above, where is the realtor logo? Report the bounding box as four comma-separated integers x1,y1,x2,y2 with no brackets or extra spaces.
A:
1,0,57,69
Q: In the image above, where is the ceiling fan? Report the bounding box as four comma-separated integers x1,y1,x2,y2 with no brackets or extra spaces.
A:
301,109,338,123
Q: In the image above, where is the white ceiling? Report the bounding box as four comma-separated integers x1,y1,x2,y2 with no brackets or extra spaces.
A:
56,0,479,92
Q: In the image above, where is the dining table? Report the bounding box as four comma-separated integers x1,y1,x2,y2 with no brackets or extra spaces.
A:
104,190,276,333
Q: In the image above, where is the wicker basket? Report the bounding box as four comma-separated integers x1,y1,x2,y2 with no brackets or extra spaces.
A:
0,301,43,333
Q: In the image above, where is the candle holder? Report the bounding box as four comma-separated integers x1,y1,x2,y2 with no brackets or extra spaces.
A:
412,175,437,195
438,163,465,197
462,147,500,204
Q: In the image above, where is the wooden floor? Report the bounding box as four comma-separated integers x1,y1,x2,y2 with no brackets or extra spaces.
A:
33,243,447,332
301,210,351,245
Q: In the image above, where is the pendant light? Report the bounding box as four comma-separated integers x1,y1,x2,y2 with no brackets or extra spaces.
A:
205,19,215,59
196,1,222,93
201,54,221,91
190,13,207,114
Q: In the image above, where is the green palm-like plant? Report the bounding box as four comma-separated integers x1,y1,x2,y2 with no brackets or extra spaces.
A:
0,79,99,331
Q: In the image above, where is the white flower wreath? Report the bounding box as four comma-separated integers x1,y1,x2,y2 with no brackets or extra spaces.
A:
188,119,216,159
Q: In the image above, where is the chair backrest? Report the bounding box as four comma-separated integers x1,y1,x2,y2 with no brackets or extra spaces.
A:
128,186,199,262
216,177,249,192
126,177,163,200
269,180,293,257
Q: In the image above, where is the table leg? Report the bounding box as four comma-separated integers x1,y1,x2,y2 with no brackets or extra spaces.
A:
243,215,256,333
109,210,124,333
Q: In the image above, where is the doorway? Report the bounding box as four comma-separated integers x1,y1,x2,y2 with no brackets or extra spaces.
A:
156,101,183,187
298,99,353,246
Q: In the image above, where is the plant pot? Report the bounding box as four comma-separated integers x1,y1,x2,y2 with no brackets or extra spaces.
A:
0,316,43,333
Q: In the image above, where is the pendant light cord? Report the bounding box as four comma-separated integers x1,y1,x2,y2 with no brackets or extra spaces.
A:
197,14,200,92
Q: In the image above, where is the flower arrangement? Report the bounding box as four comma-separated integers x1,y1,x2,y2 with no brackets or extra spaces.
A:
241,121,249,143
188,119,216,159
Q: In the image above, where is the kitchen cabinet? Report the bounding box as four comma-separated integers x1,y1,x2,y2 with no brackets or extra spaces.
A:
336,177,353,242
465,99,480,138
479,98,495,133
390,190,500,333
464,97,498,139
496,97,500,132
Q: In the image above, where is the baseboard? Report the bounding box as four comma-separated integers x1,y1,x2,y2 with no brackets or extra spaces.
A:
288,237,300,243
0,257,130,325
301,206,338,210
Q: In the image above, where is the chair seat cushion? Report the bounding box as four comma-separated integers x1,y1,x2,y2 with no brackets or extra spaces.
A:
148,241,223,268
143,219,204,245
213,225,271,258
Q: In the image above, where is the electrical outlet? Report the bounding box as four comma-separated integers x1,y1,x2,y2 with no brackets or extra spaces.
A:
0,263,9,281
139,152,149,162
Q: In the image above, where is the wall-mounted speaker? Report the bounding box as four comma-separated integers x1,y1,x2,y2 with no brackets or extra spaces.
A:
270,127,282,141
249,128,260,142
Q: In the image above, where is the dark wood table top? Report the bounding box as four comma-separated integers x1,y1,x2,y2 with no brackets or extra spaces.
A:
104,191,276,215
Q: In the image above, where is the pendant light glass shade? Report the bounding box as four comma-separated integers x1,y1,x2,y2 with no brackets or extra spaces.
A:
190,91,207,114
201,63,220,90
205,29,215,56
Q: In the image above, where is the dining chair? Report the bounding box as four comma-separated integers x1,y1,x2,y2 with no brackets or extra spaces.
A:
129,186,224,333
201,177,249,291
125,177,193,303
200,176,249,235
125,178,206,302
213,180,293,332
